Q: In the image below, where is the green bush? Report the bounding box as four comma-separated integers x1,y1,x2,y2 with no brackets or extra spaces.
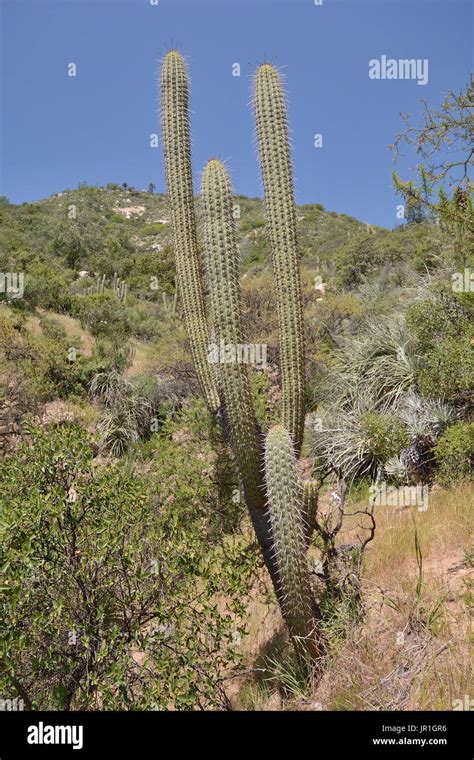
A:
0,423,256,709
20,264,73,313
38,316,67,341
52,217,103,270
434,421,474,486
359,413,409,461
333,225,441,288
406,296,471,354
127,246,175,299
142,400,245,534
243,237,269,267
417,336,474,399
239,219,265,232
71,293,131,339
141,223,165,235
334,233,388,288
0,310,112,404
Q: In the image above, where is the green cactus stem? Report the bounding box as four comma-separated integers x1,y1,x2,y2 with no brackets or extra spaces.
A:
200,159,264,513
253,64,306,453
264,425,319,659
160,51,219,412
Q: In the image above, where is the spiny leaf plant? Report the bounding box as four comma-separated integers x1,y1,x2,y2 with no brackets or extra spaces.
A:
160,51,320,661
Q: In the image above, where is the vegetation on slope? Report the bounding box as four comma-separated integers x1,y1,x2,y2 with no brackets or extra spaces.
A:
0,79,472,710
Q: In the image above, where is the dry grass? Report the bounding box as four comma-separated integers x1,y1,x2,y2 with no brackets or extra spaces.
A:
40,399,99,430
237,482,473,711
127,338,157,376
363,482,472,585
38,310,95,357
127,324,188,377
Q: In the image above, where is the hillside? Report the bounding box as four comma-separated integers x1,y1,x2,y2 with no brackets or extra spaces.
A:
2,183,447,271
1,184,369,274
0,181,472,712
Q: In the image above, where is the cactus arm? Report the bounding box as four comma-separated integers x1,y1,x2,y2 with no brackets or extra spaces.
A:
253,65,306,453
160,51,220,412
264,425,319,660
200,159,264,513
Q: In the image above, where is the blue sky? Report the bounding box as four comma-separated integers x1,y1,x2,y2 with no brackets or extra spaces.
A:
1,0,472,227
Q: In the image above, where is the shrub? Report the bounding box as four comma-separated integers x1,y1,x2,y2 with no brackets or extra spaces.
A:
95,383,153,456
141,223,165,235
71,293,131,339
434,421,474,486
244,238,270,267
239,219,265,232
359,412,409,460
406,295,471,354
417,336,474,399
52,217,103,270
126,247,175,302
20,264,73,313
333,233,389,288
0,423,256,709
0,310,113,406
38,316,67,342
142,400,245,535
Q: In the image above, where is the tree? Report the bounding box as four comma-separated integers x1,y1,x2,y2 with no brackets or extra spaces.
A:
52,193,104,270
391,80,474,246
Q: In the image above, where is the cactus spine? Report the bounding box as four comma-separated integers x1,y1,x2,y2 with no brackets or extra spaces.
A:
253,65,306,453
201,160,264,512
160,51,220,412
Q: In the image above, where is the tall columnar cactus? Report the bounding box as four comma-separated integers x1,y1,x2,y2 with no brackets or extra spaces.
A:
160,53,320,660
201,160,264,513
264,426,318,659
253,65,306,453
160,51,220,412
